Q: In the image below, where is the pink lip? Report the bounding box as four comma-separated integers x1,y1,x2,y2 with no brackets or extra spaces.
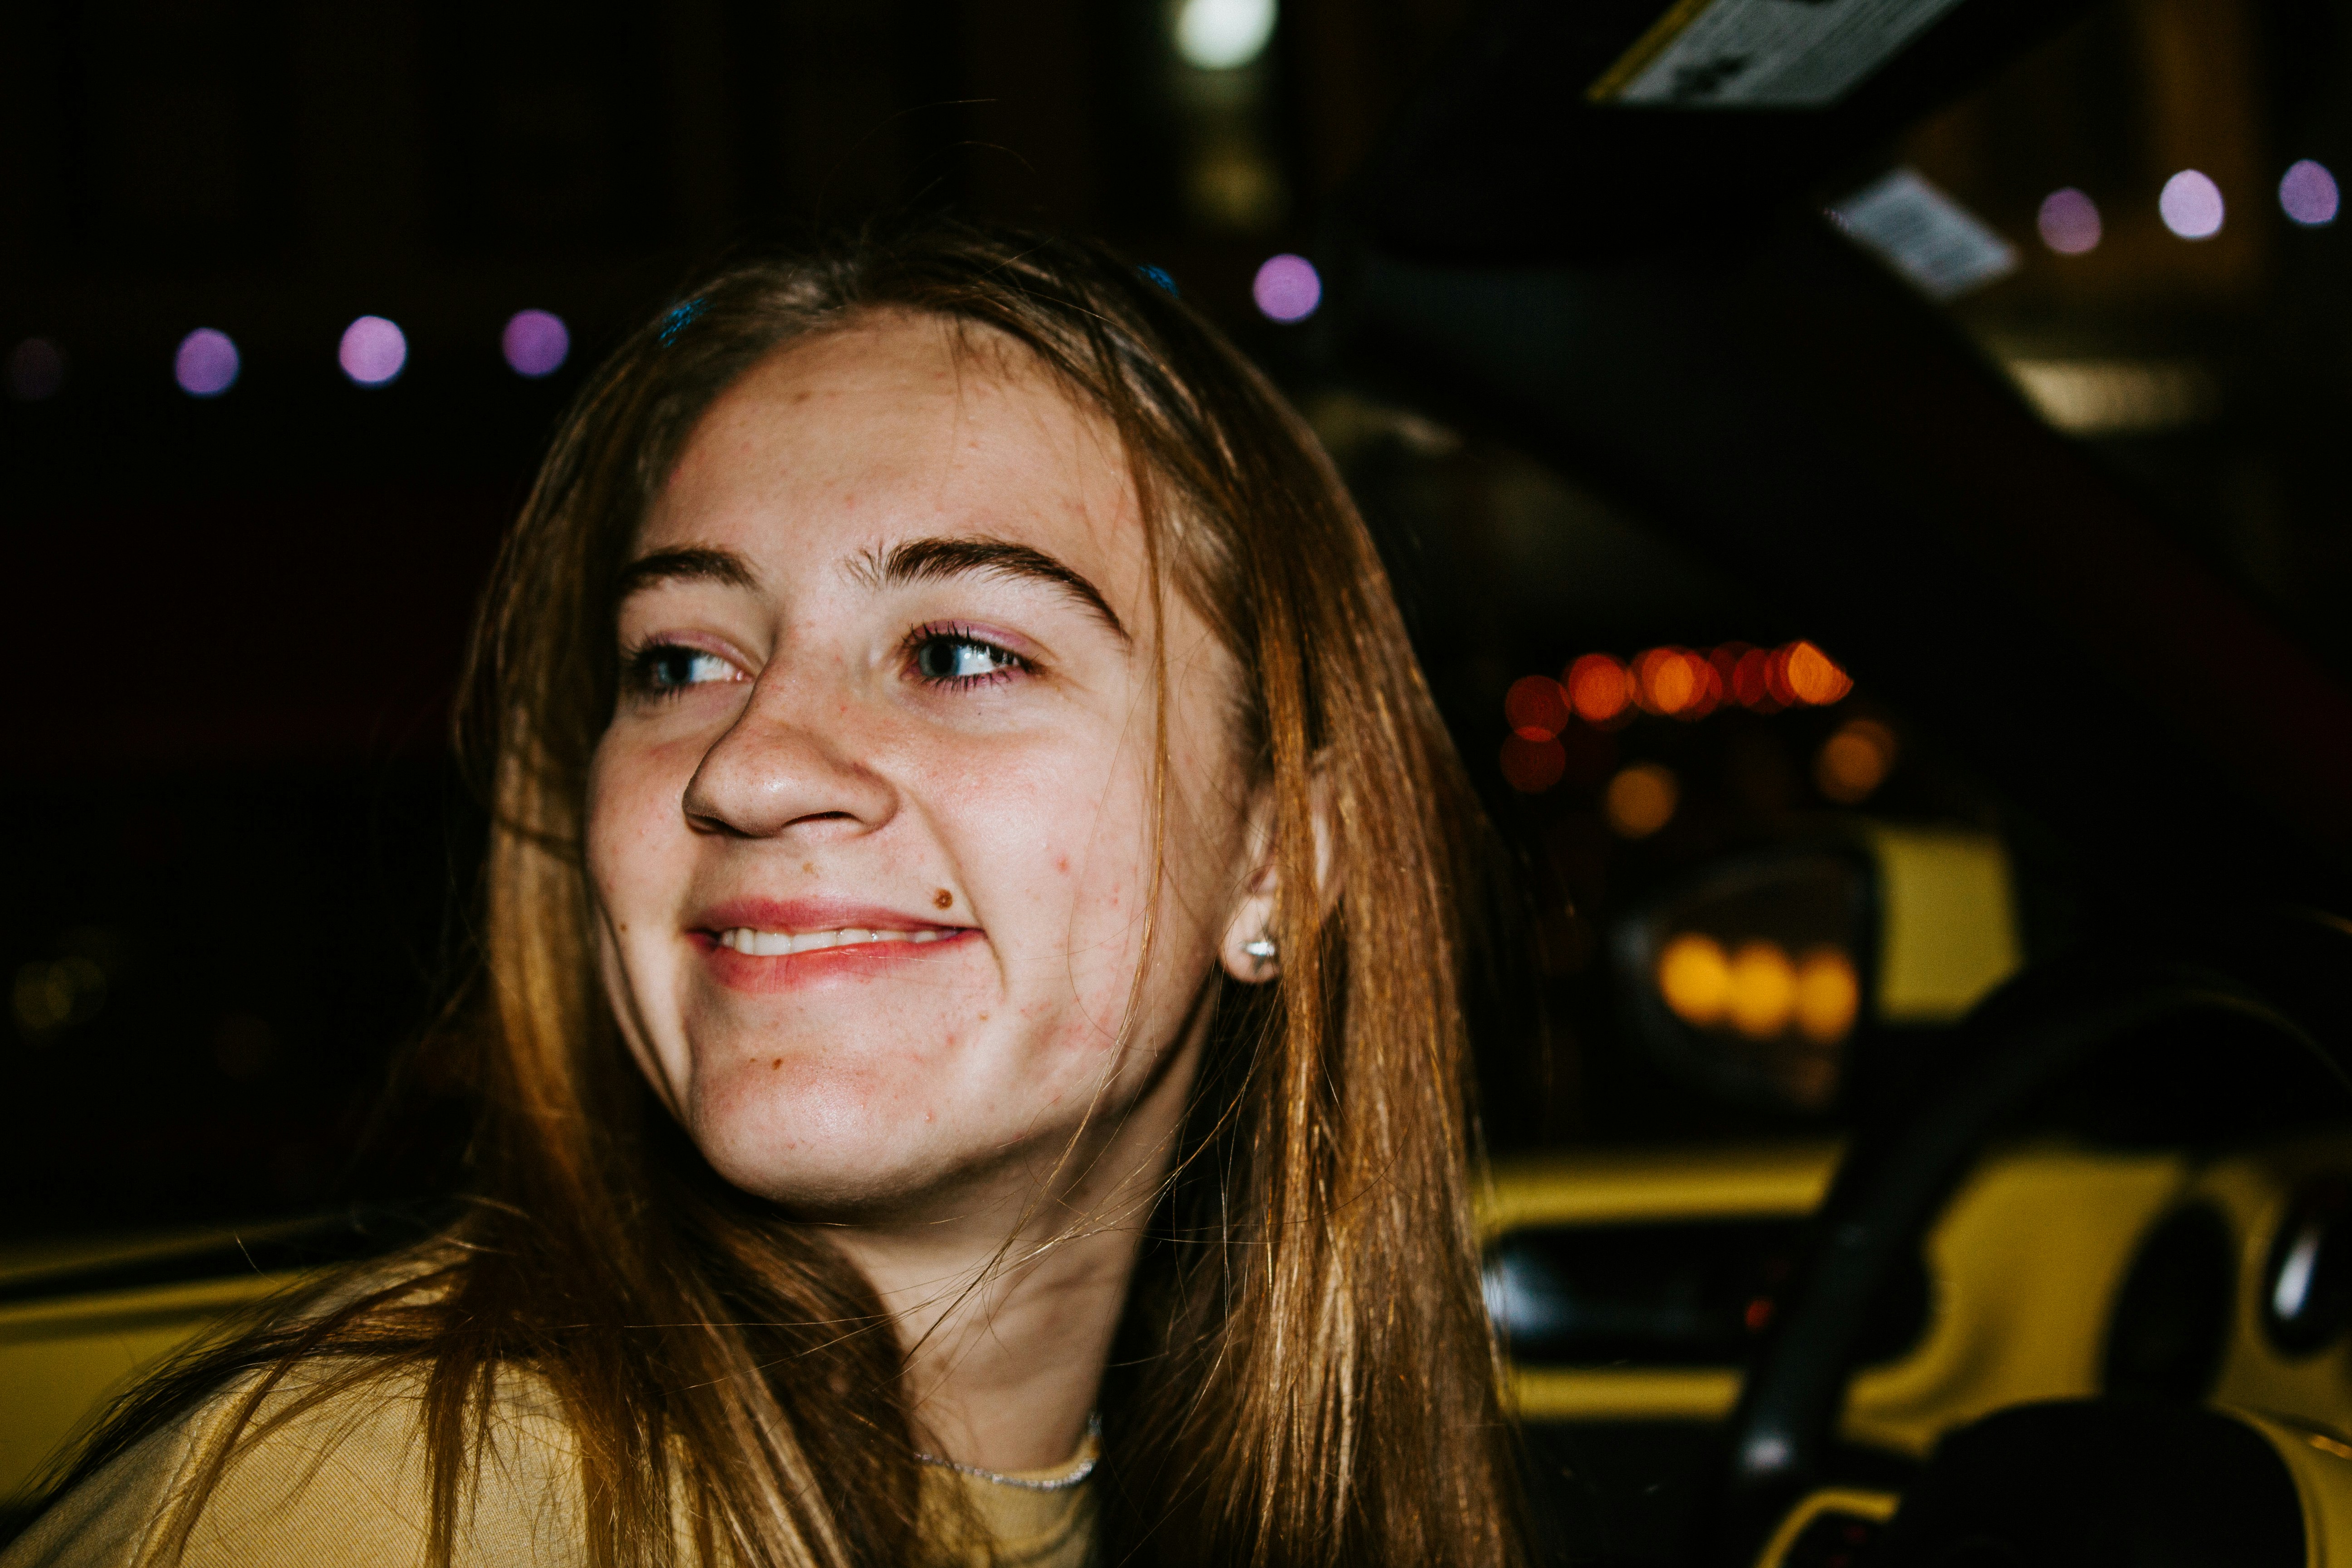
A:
688,895,977,995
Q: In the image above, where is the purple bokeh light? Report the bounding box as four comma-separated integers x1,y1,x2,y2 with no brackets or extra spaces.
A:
2036,188,2102,255
2159,170,2225,240
1251,254,1322,323
501,309,570,377
2279,160,2340,227
339,315,408,386
174,328,240,397
6,338,65,401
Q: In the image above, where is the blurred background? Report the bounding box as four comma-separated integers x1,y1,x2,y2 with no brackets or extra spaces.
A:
4,0,2350,1240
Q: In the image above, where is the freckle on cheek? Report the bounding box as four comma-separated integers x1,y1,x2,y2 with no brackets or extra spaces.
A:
933,887,953,910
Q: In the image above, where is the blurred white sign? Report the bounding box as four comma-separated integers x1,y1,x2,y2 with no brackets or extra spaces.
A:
1829,167,2018,301
1596,0,1968,108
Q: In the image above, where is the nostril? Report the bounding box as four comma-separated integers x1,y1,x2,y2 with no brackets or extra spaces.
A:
676,720,899,838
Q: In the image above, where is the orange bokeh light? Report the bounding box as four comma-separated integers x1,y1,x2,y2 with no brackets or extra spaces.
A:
1657,932,1732,1026
1499,733,1566,793
1710,643,1751,691
1816,717,1898,804
1505,675,1570,741
1782,641,1854,706
1565,653,1631,724
1603,761,1680,838
1550,640,1850,722
1725,941,1799,1039
1633,647,1692,715
1682,654,1723,720
1794,947,1861,1044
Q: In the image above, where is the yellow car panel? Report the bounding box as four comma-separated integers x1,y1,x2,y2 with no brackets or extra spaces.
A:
1842,1145,2187,1455
1487,1138,2352,1460
0,1224,317,1509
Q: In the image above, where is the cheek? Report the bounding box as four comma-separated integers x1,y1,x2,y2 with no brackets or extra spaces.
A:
585,733,694,914
1017,761,1223,1057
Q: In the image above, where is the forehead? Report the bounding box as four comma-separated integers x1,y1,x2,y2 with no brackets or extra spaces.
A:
643,313,1143,595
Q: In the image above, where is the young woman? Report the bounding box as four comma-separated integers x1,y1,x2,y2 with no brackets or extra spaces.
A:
9,222,1523,1568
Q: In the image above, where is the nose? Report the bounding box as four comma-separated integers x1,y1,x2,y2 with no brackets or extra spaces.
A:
680,664,899,840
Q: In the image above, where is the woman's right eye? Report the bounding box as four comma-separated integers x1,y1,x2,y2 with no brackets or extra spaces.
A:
629,644,738,696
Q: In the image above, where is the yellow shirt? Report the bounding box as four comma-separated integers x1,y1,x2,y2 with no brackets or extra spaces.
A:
1,1368,1095,1568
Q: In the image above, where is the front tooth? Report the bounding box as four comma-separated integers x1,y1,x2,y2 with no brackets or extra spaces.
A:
747,930,789,957
841,929,877,945
789,930,838,955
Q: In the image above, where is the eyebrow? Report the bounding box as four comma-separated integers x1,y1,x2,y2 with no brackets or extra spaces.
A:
614,546,759,599
850,535,1129,643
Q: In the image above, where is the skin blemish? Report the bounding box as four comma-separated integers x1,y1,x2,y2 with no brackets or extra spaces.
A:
933,888,953,910
771,1058,782,1069
1055,856,1070,874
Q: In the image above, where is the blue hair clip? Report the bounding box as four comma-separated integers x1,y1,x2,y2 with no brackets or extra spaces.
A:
658,298,707,345
1137,265,1179,297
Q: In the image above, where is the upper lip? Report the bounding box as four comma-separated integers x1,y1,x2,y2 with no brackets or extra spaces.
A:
690,896,968,935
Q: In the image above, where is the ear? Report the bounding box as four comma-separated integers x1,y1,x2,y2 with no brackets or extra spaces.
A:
1216,764,1338,985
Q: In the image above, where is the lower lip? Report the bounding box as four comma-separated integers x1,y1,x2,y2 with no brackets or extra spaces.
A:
693,929,977,994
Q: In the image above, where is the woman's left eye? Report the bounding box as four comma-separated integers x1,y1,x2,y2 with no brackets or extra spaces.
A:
911,631,1024,686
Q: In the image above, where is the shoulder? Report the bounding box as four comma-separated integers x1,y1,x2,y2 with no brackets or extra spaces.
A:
3,1359,583,1568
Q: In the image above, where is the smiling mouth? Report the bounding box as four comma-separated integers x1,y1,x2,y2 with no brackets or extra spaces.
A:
715,926,964,957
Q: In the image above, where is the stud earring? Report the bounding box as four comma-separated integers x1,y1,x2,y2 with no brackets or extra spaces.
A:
1242,935,1278,962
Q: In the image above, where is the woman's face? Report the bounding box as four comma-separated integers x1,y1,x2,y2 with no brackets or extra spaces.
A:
586,313,1256,1220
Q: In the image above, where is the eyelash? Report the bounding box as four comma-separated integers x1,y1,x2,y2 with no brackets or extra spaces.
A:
619,626,1029,701
622,640,742,700
903,622,1029,689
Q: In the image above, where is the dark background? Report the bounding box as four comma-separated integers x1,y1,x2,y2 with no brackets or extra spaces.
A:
5,0,2349,1239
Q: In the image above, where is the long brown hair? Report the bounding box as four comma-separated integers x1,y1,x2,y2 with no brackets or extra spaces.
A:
50,219,1522,1568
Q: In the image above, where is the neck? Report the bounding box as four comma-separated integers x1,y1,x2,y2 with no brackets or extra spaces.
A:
828,1019,1204,1473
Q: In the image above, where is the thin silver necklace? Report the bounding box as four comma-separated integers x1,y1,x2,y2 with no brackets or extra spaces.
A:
915,1413,1101,1493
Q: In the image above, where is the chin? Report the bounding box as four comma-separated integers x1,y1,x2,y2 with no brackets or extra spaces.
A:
681,1049,970,1216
